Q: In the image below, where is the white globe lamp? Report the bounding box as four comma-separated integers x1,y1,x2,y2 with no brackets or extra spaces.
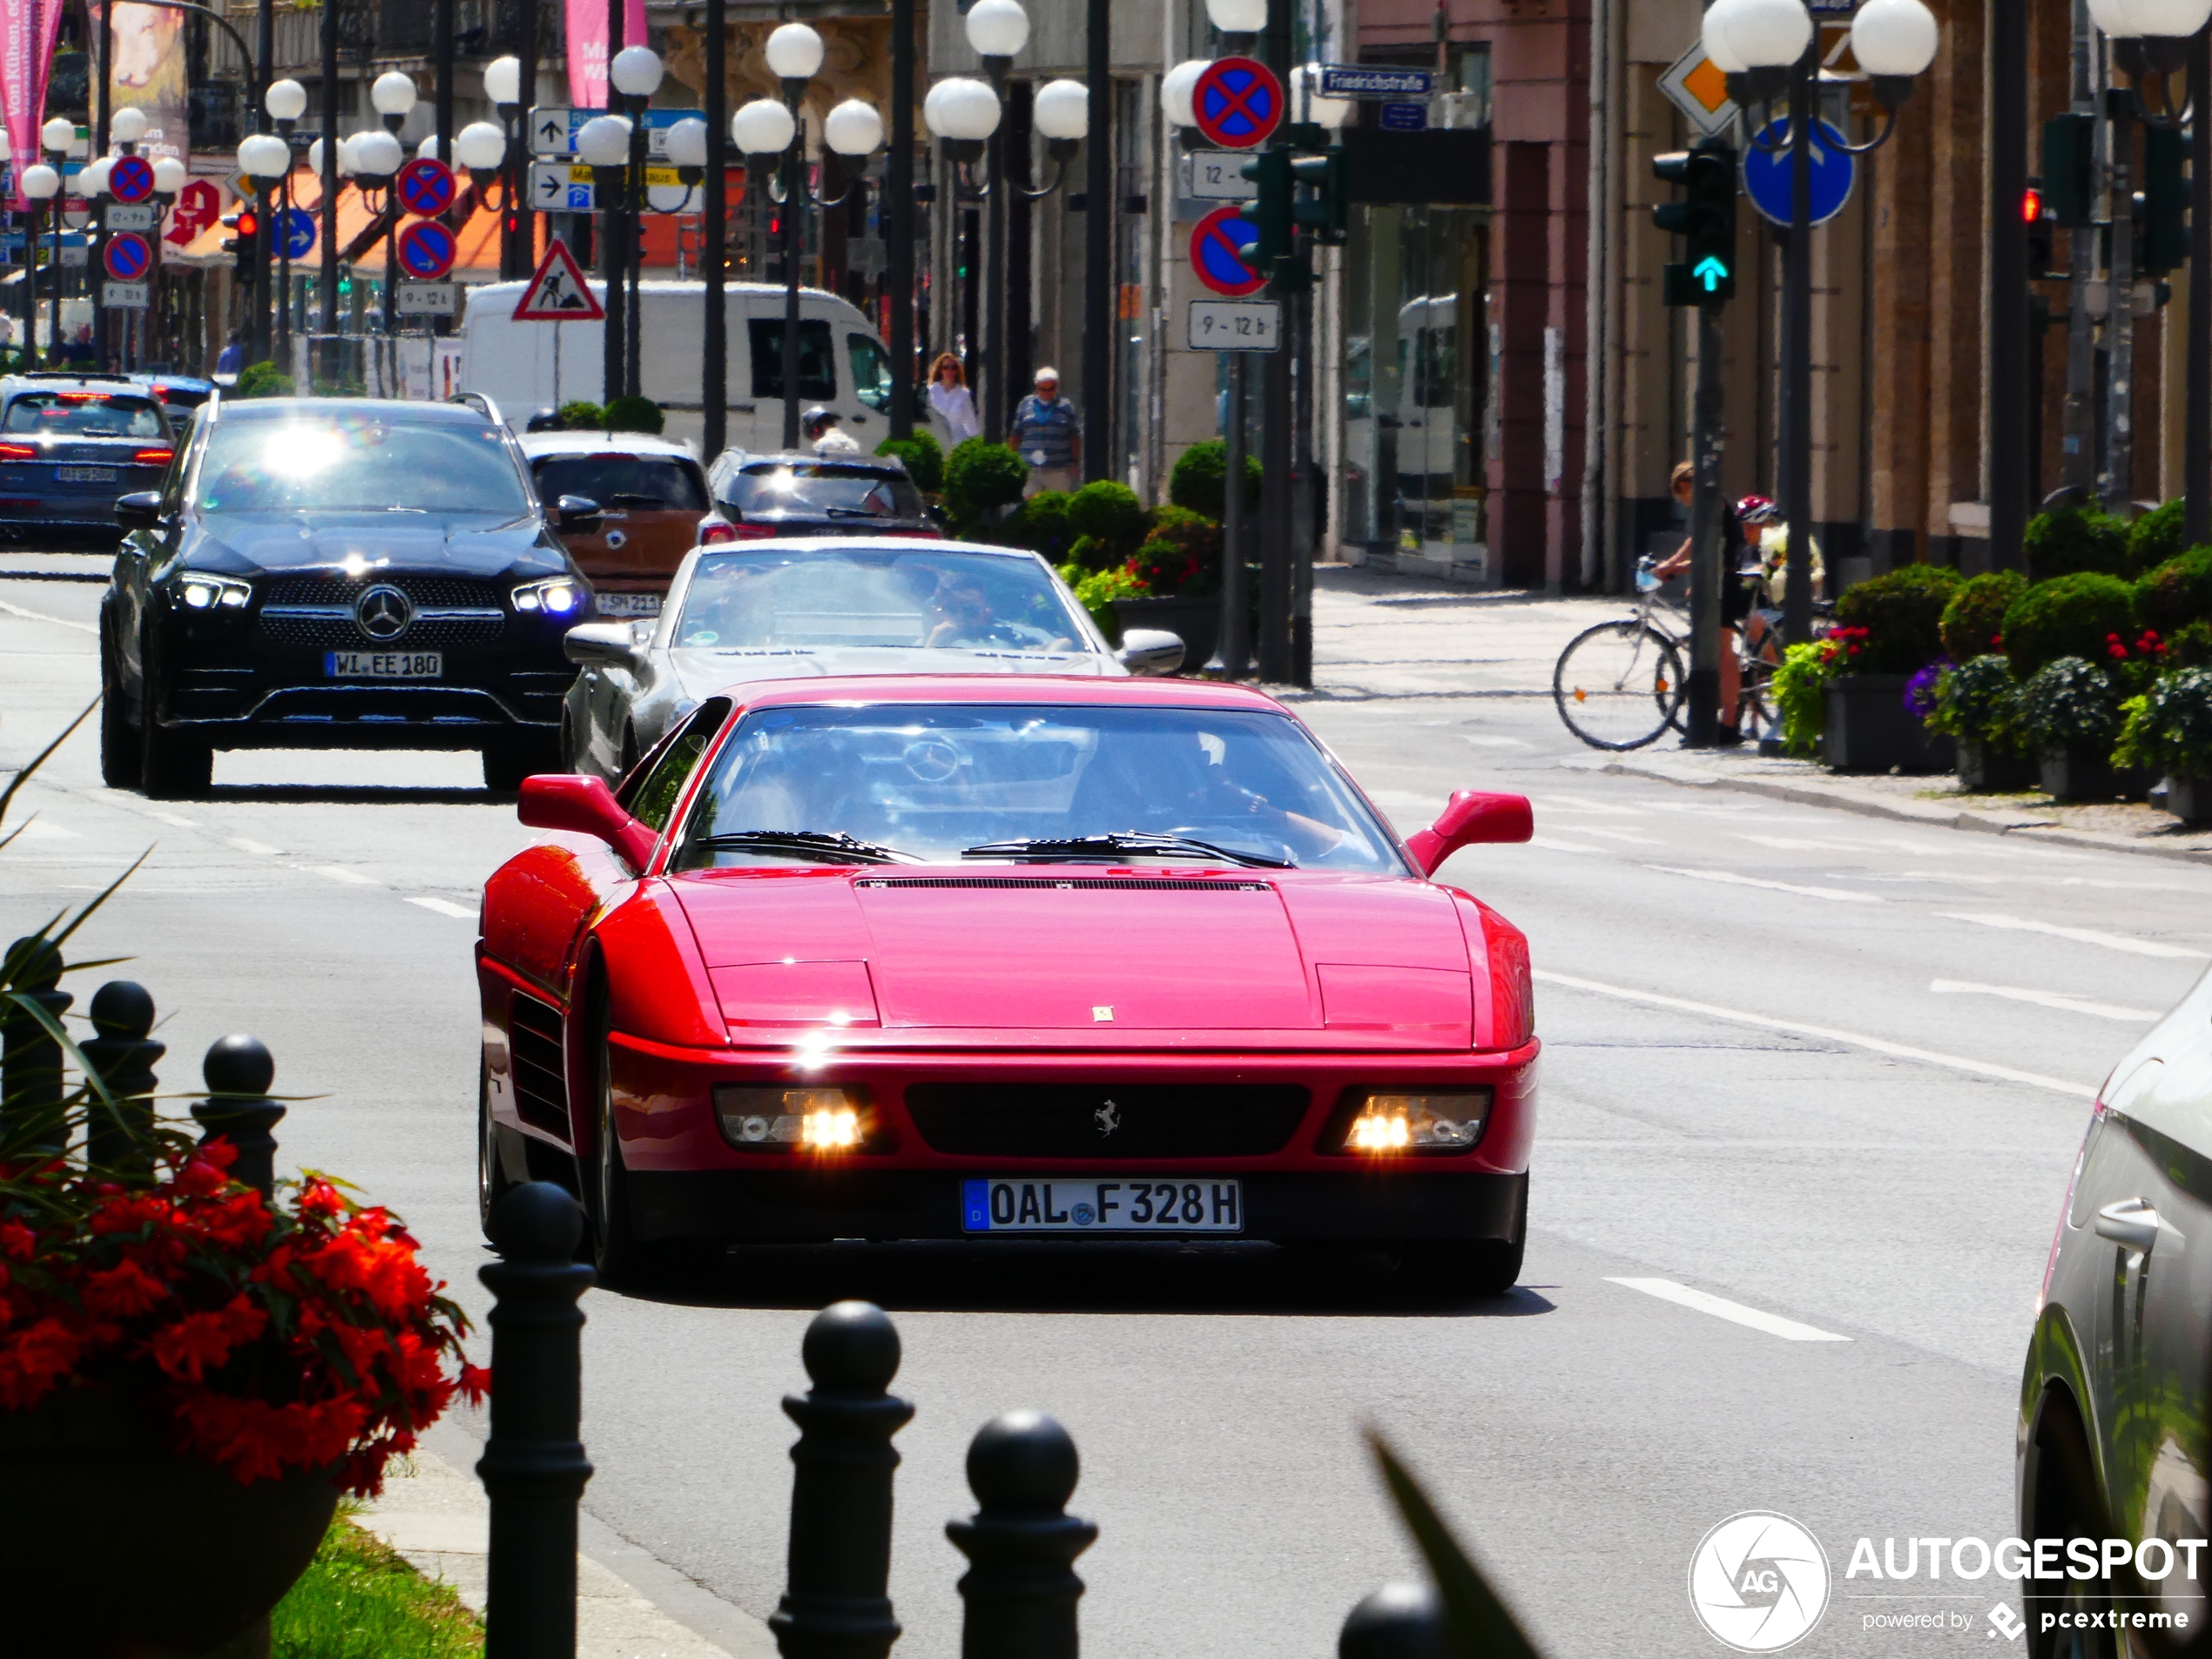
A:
764,22,825,82
732,98,796,158
822,99,884,158
484,55,523,110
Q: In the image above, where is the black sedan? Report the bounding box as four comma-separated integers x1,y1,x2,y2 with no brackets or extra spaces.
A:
0,372,176,543
99,396,601,797
698,450,938,542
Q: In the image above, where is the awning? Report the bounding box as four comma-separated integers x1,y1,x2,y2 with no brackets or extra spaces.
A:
169,168,509,279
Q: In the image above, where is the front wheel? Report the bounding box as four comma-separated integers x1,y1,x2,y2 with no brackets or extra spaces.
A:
1553,621,1686,752
581,988,664,1288
98,617,138,790
476,1053,514,1244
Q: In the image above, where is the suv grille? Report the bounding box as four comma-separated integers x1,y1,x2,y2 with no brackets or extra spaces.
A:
904,1083,1309,1157
263,574,505,608
258,571,508,648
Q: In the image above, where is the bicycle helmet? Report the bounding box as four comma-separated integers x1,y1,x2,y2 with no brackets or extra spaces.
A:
801,405,837,440
1736,495,1779,524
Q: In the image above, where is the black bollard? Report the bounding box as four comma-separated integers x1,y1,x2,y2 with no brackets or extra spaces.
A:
79,980,162,1172
477,1182,595,1659
946,1411,1098,1659
192,1035,285,1198
0,935,71,1152
1339,1584,1452,1659
769,1302,916,1659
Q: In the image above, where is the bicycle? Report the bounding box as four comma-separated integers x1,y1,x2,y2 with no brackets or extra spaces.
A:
1552,557,1692,751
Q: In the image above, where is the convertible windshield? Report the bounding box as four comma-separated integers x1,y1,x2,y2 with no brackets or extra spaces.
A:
672,704,1406,872
721,462,924,519
672,548,1089,653
194,415,532,515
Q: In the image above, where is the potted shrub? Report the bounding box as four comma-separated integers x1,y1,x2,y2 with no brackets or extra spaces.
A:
942,439,1029,537
2015,657,2139,800
1924,653,2033,791
1938,570,2027,663
2023,503,2128,580
1167,438,1261,520
1822,563,1961,772
2126,498,2188,577
2115,666,2212,823
2000,571,2136,677
1114,506,1224,671
0,948,483,1655
2134,546,2212,637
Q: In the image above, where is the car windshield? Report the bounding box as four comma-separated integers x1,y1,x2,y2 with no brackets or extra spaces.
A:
672,547,1089,653
672,704,1406,873
6,392,165,436
193,415,532,514
535,452,705,511
721,462,923,520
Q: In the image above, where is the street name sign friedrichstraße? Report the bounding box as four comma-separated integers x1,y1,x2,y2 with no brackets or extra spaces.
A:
1316,64,1433,99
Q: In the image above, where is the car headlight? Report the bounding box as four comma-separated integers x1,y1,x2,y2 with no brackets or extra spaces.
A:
1336,1089,1491,1155
173,574,252,610
513,576,586,616
713,1084,875,1153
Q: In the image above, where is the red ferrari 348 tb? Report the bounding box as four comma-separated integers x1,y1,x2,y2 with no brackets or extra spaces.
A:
475,677,1538,1290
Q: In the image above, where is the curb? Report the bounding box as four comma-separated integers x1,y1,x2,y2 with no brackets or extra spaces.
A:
1562,753,2212,869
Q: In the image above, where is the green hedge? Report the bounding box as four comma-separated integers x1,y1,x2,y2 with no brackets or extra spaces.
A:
2023,505,2128,581
1831,563,1961,676
2000,571,2135,677
1938,570,2027,663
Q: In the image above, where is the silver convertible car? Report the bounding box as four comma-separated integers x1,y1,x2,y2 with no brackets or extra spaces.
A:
556,536,1184,779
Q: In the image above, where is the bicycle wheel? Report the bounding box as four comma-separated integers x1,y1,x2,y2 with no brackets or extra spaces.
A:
1553,621,1688,751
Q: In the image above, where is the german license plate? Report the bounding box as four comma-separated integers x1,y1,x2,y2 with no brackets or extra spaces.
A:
596,591,662,618
324,651,442,678
961,1177,1244,1234
57,466,117,482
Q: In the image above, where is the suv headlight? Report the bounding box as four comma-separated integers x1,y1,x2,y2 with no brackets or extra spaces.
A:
513,576,586,616
173,574,252,610
1335,1089,1491,1154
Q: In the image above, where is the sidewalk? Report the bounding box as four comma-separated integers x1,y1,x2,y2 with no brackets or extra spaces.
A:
361,1425,776,1659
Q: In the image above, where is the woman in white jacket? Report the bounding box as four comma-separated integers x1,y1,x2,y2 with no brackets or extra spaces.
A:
926,352,980,444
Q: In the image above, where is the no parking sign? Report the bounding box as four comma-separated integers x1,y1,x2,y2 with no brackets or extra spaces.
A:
1189,205,1267,297
1192,57,1282,151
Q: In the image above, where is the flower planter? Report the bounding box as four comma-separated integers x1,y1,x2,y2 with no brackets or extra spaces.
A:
2166,772,2212,825
1110,595,1219,675
2039,744,2151,803
0,1388,339,1657
1824,674,1956,774
1956,738,2038,793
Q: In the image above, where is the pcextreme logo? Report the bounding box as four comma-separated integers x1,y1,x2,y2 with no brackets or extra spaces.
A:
1689,1512,1831,1653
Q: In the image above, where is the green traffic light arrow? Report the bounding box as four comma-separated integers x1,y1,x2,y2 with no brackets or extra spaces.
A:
1694,255,1729,292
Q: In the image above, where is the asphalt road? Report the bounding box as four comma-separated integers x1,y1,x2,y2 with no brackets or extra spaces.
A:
7,564,2204,1658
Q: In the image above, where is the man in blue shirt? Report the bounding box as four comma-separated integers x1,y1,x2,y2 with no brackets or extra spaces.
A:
1009,366,1081,496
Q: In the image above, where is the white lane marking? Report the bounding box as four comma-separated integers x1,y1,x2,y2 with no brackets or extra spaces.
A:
307,864,375,886
230,837,282,855
1732,833,1874,853
1532,968,2097,1097
1605,1277,1851,1342
1529,836,1605,855
8,818,78,840
1939,911,2210,960
152,813,199,828
0,597,97,634
1929,980,2161,1023
1644,864,1884,904
1462,734,1533,749
407,896,475,919
1530,793,1646,818
1575,826,1664,846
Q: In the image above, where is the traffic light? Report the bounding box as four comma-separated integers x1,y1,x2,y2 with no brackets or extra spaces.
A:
1238,149,1292,264
1289,149,1348,246
2024,180,2055,280
1652,139,1737,306
2040,111,2095,226
220,206,260,284
2141,123,2187,275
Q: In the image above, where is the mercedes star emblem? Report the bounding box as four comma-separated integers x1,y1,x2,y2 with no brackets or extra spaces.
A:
354,583,414,642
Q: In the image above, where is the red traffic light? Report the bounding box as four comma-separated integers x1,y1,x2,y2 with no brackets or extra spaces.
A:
2020,185,2044,224
236,209,260,237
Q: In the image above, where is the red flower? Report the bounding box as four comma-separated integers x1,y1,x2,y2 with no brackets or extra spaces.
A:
146,1295,267,1382
0,1221,36,1261
459,1363,491,1406
0,1317,82,1410
81,1257,170,1318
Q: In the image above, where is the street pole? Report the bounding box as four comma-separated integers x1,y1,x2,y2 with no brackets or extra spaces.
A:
886,0,914,441
319,0,337,372
2186,23,2210,543
2105,95,2135,509
255,0,273,365
1221,355,1249,677
1080,0,1109,482
1988,0,2029,563
601,0,626,404
781,126,804,448
514,1,538,281
982,86,1008,442
2062,0,2097,492
92,0,108,370
1685,303,1725,746
1256,0,1293,682
624,118,643,400
704,0,728,457
1778,50,1811,648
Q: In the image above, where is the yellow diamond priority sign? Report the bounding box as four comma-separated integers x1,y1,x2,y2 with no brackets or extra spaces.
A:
1658,44,1739,139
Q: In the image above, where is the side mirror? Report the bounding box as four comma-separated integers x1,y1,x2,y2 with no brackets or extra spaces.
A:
1116,627,1185,677
1403,790,1533,877
516,773,658,868
115,489,165,531
563,620,644,668
551,493,603,536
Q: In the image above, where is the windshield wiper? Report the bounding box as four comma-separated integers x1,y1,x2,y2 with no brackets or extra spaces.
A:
959,832,1292,869
692,830,915,865
823,505,893,518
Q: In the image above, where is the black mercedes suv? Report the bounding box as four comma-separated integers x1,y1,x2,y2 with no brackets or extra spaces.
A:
98,395,602,796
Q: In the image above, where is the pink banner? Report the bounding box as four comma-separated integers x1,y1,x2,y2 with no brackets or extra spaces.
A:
0,0,61,206
566,0,648,109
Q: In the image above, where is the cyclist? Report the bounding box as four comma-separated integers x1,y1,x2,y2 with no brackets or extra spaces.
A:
1651,463,1753,744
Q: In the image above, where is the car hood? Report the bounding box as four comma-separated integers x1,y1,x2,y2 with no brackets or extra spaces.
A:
180,509,569,578
669,867,1493,1049
663,644,1118,698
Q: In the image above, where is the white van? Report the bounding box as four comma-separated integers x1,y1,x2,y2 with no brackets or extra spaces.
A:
458,279,925,454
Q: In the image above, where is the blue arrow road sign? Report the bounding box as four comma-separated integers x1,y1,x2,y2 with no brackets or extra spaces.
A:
1740,117,1856,228
277,207,316,260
